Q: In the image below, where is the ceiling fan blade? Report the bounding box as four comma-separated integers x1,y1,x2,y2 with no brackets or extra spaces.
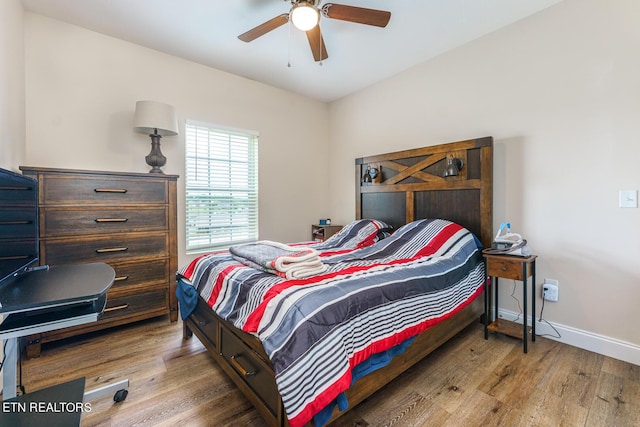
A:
306,25,328,62
323,3,391,27
238,13,289,42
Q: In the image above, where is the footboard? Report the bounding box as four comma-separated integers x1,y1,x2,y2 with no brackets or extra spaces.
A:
184,294,484,427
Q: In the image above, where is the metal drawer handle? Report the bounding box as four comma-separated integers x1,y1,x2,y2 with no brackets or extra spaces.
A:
0,255,30,261
95,247,128,253
0,220,32,225
95,218,129,223
502,266,507,271
0,186,31,191
230,354,256,377
104,304,129,313
114,275,129,282
198,320,207,326
94,188,128,193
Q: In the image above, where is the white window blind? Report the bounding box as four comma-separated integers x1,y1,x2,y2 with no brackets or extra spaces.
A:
185,121,258,252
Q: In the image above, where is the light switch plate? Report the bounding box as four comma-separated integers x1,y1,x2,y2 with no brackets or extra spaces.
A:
619,190,638,208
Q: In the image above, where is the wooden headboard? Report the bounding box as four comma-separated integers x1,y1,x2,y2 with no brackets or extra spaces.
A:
356,136,493,247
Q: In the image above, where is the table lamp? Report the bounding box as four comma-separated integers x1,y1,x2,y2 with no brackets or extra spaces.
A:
133,101,178,174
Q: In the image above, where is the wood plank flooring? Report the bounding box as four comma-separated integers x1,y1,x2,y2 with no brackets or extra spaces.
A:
9,316,640,426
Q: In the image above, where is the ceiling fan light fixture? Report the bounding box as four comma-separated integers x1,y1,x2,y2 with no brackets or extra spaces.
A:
290,2,320,31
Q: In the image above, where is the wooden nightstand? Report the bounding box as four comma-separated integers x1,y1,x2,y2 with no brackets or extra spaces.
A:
483,253,537,353
311,224,343,242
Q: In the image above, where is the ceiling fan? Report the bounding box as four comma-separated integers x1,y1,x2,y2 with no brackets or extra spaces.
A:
238,0,391,62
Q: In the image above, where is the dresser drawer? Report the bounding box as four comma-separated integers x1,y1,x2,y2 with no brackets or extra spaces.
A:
220,326,280,418
0,239,37,277
101,287,169,321
0,177,37,203
41,206,168,237
109,259,170,291
41,233,168,265
0,208,38,239
40,174,168,205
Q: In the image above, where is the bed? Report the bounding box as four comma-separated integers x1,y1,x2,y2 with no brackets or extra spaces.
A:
177,136,493,427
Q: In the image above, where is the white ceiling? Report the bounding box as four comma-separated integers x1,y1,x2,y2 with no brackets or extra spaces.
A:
21,0,562,103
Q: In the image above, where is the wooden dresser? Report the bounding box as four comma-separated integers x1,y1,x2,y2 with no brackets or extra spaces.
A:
20,166,178,357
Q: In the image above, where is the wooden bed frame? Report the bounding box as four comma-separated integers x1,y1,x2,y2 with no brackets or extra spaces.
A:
182,136,493,426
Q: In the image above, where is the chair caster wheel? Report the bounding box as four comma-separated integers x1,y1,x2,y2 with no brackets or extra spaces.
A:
113,389,128,402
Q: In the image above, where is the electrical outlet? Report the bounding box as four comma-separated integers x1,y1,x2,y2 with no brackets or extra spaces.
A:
542,283,558,302
619,190,638,208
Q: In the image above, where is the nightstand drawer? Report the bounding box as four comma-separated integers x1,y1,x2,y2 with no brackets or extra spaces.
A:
42,206,168,237
40,174,168,205
486,257,529,280
41,233,168,265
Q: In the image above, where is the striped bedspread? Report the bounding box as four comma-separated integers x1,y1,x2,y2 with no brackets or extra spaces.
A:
177,219,485,427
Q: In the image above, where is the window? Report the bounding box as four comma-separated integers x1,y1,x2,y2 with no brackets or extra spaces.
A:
185,121,258,252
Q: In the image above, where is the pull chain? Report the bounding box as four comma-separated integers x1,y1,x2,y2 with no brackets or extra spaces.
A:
287,17,292,68
318,25,323,66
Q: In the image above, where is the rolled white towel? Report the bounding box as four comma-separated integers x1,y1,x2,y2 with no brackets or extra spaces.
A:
281,260,328,279
230,240,327,279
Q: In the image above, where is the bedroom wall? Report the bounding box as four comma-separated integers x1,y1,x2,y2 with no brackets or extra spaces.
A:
23,13,330,266
328,0,640,363
0,0,26,170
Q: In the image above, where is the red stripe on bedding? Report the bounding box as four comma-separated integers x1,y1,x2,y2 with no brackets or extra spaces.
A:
289,283,484,427
415,222,463,257
242,256,421,334
206,263,245,307
355,231,379,248
242,265,373,333
181,254,209,280
349,281,482,369
289,366,353,427
318,248,358,257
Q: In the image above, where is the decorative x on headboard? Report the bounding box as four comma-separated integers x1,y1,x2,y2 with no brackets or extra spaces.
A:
356,136,493,247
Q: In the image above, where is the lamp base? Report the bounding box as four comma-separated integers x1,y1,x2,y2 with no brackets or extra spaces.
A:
145,134,166,174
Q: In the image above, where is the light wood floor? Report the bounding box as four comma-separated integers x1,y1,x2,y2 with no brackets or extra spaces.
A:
12,316,640,427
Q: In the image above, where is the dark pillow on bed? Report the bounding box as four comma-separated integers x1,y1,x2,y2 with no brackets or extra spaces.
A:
376,226,394,240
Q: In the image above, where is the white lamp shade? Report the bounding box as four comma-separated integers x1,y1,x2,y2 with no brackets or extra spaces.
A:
134,100,178,136
291,3,319,31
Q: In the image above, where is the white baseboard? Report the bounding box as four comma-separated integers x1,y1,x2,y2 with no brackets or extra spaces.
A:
497,308,640,366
